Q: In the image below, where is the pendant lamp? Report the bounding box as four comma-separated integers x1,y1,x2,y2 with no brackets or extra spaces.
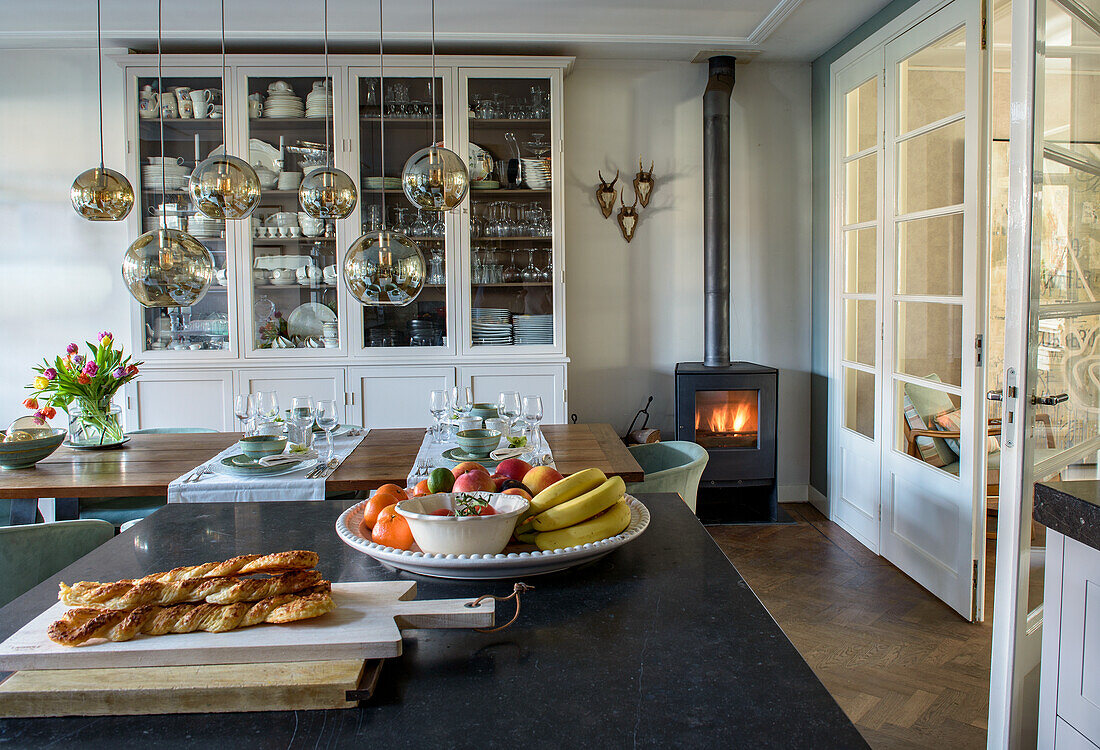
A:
122,0,214,308
343,0,424,307
299,0,357,220
400,0,468,211
71,0,134,221
189,0,261,220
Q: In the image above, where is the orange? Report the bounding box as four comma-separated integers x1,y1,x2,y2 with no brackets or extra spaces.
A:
502,487,533,501
413,479,430,497
373,503,414,550
376,483,408,499
362,489,401,530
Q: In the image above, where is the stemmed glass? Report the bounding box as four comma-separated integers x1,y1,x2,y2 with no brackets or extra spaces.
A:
522,395,544,452
522,249,540,282
289,396,316,452
234,394,256,436
451,385,473,424
429,389,449,444
498,391,521,434
256,391,280,435
316,399,339,461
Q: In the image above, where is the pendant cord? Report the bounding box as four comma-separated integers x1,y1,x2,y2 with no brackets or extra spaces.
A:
430,0,436,146
96,0,105,170
158,0,166,230
323,0,331,165
378,0,386,232
220,0,226,157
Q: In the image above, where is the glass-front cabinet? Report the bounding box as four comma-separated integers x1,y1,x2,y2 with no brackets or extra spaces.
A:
238,68,344,356
348,68,453,354
128,68,235,358
460,70,562,353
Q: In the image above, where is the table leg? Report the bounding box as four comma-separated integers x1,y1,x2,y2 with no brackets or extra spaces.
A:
9,499,40,525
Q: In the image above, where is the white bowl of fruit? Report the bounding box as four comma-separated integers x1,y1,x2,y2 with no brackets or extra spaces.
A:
396,492,529,556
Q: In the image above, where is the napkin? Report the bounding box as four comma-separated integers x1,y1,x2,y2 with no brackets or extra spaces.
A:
259,450,318,467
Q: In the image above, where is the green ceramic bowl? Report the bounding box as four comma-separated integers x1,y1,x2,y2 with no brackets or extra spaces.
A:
0,428,67,469
454,428,501,458
238,435,287,460
469,403,500,421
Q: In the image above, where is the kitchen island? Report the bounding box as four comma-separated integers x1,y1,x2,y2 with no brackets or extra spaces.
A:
0,494,866,748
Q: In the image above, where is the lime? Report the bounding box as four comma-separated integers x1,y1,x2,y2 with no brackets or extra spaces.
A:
427,467,456,494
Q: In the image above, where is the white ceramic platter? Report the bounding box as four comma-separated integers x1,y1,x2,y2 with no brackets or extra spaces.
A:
209,139,282,173
287,302,337,339
335,494,650,580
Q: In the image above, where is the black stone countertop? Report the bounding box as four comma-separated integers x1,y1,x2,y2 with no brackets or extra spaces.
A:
0,494,866,749
1035,481,1100,552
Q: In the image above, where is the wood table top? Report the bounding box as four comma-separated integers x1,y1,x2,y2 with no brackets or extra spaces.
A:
0,423,642,499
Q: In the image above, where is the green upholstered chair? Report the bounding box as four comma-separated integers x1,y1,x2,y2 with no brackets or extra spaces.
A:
0,519,114,607
78,427,217,528
624,441,709,513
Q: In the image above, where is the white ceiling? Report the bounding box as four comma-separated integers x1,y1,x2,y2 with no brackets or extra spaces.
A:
0,0,896,62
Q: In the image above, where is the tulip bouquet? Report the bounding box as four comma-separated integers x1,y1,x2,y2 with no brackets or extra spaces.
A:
24,332,142,445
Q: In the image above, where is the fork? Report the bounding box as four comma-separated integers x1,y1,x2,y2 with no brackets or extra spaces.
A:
185,466,211,483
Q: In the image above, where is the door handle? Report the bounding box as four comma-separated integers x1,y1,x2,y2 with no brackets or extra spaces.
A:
1033,393,1069,406
986,390,1003,401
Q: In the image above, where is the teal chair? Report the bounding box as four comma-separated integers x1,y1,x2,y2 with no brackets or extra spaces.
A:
624,441,709,513
0,519,114,607
79,427,217,528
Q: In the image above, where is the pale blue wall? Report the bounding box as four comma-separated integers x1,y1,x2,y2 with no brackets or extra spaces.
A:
809,0,924,494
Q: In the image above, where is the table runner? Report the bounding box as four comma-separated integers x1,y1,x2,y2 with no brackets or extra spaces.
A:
406,430,555,486
168,429,367,503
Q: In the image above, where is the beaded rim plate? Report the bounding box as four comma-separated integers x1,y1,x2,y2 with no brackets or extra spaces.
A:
335,494,650,580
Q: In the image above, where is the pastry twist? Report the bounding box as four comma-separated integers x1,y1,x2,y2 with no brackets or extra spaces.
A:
133,551,320,583
48,584,335,646
58,570,323,610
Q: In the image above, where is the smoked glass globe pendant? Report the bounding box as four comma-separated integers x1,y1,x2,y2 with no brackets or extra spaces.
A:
71,167,134,221
189,154,261,220
402,145,469,211
122,227,215,307
299,166,357,219
343,229,424,306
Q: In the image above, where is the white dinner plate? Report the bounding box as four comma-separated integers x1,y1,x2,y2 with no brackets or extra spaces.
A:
208,139,282,174
335,494,650,579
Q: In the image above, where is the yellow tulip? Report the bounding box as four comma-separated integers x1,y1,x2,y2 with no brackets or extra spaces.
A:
33,376,48,390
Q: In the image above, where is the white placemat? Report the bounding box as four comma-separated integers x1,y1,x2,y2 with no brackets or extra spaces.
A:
406,430,555,486
168,429,367,503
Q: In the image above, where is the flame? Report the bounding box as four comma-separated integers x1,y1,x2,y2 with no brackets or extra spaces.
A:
696,399,757,434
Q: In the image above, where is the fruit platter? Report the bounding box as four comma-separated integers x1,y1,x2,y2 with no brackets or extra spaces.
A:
335,460,650,580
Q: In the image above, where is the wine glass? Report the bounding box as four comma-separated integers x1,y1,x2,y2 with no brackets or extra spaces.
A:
234,393,256,436
256,391,281,435
451,385,473,423
429,389,449,444
498,391,521,434
289,396,316,452
522,395,544,452
316,399,339,461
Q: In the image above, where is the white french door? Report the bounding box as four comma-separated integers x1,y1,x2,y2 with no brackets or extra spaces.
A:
989,0,1100,744
878,0,988,621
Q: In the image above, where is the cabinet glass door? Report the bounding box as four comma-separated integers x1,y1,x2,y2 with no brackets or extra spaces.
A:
241,71,341,354
352,70,450,351
463,72,558,350
134,72,232,356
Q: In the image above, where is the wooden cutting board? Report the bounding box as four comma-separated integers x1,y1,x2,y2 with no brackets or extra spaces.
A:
0,581,493,672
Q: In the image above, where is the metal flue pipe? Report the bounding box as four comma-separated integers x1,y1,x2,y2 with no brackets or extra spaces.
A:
702,55,735,367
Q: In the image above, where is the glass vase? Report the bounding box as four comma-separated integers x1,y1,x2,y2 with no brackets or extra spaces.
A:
67,400,124,447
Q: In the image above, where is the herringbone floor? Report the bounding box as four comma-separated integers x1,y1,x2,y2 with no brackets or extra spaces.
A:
708,503,993,750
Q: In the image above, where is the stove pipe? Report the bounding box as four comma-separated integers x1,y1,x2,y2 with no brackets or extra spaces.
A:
703,56,735,368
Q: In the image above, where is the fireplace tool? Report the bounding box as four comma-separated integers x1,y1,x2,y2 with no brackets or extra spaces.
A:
623,396,660,445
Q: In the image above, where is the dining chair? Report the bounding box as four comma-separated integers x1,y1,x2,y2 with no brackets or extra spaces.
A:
0,519,114,607
624,441,709,513
78,427,217,528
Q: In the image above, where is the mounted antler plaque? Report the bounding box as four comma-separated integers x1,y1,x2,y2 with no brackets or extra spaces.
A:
633,160,655,207
617,189,639,243
595,170,619,218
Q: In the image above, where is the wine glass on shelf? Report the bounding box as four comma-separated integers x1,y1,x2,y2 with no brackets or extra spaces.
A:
234,394,256,436
522,395,544,453
256,391,281,435
498,391,521,434
429,389,449,444
316,399,339,461
522,249,540,282
289,396,316,452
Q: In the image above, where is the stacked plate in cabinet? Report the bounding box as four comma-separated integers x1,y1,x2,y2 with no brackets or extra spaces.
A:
264,91,305,118
512,314,553,345
521,158,551,189
143,158,190,192
186,214,224,238
306,87,334,119
471,308,512,346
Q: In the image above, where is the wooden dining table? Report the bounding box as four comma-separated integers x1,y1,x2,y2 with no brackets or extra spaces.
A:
0,423,643,524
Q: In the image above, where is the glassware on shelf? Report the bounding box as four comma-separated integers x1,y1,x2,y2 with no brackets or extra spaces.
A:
365,204,383,232
411,209,431,238
522,249,540,282
503,250,521,283
523,133,550,158
427,248,445,285
392,206,411,234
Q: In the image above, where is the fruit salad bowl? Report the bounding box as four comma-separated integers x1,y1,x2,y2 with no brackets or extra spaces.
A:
396,492,528,555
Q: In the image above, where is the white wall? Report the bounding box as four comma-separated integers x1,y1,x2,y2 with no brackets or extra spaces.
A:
0,48,130,427
563,59,812,490
0,51,813,491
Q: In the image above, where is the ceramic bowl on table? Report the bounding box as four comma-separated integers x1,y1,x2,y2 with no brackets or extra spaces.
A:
469,403,500,421
454,429,501,458
238,435,287,460
0,429,67,469
395,492,529,555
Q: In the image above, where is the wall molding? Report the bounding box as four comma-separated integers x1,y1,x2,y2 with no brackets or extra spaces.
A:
808,484,828,516
778,484,809,503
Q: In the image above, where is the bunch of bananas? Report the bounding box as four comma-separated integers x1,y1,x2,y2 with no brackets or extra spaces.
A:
514,468,632,551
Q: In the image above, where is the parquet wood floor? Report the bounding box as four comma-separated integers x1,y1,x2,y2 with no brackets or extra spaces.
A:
707,503,994,750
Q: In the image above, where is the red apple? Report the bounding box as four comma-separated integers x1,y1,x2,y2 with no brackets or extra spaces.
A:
489,473,509,492
452,461,486,478
524,466,565,496
453,468,496,493
502,487,533,501
496,457,533,483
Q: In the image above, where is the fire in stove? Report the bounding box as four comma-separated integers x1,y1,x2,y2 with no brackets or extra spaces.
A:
694,390,760,449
